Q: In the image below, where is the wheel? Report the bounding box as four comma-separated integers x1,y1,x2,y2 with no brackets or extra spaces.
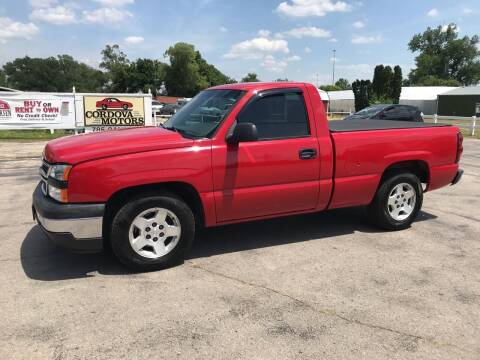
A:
367,172,423,230
110,194,195,271
102,105,107,110
122,104,128,110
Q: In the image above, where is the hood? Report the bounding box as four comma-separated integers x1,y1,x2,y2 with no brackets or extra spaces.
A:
44,127,194,164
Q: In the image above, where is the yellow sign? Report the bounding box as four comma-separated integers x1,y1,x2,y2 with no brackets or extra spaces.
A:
83,96,145,128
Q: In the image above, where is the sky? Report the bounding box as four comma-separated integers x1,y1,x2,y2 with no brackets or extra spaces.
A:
0,0,479,85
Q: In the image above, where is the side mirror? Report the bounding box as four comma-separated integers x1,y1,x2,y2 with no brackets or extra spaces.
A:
226,122,258,144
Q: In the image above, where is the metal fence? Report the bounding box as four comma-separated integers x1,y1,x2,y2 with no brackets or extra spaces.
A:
424,114,478,136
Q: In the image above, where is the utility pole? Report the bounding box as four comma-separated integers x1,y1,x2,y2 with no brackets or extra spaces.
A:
332,49,336,86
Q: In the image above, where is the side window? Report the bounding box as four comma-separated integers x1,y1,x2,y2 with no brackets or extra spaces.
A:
396,106,413,120
237,92,310,140
381,107,399,119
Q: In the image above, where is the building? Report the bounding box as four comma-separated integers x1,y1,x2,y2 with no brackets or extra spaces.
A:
399,87,456,115
437,87,480,117
317,89,330,111
155,95,182,104
326,90,354,114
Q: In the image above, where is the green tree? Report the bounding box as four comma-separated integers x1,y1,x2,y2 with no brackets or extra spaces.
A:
0,69,6,87
390,66,403,104
352,79,372,111
241,73,260,82
320,84,341,91
128,58,167,95
413,75,461,86
164,42,204,97
3,55,105,92
100,44,131,92
408,23,480,86
334,78,351,90
372,65,394,99
195,51,236,87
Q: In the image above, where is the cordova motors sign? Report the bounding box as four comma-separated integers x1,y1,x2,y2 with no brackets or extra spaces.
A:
83,96,145,130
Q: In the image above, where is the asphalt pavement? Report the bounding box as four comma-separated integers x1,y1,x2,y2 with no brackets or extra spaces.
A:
0,139,479,359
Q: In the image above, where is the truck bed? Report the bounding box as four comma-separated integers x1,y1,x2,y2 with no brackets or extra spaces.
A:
329,119,450,132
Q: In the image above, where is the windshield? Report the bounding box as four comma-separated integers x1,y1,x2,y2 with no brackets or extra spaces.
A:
163,89,245,138
355,105,386,116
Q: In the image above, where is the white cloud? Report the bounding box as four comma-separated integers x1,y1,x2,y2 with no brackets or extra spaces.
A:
83,7,133,23
220,26,228,32
92,0,134,7
351,34,381,44
352,20,364,29
286,55,301,61
329,37,338,42
276,0,352,17
277,26,331,39
30,5,76,25
30,0,57,7
224,37,289,59
427,8,438,17
258,29,271,37
462,7,473,15
261,55,288,73
304,46,312,53
0,16,39,44
125,35,144,44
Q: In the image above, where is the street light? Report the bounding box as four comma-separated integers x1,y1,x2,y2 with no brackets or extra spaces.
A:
332,49,336,86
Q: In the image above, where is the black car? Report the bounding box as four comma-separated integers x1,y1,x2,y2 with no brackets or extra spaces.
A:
159,103,182,116
344,104,424,122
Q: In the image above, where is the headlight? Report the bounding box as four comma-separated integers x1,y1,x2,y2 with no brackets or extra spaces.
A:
47,164,72,202
48,185,68,203
48,164,72,181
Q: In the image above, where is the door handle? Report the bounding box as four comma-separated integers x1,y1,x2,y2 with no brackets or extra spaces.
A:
299,148,317,160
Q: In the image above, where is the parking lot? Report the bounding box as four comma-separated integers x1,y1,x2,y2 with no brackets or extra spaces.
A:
0,139,479,360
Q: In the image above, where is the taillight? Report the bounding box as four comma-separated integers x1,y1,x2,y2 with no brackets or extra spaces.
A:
455,132,463,164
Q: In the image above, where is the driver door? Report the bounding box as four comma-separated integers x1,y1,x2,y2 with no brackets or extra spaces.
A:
212,87,320,222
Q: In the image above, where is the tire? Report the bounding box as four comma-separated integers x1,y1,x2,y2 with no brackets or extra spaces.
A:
110,194,195,271
122,105,128,110
367,172,423,230
102,105,107,110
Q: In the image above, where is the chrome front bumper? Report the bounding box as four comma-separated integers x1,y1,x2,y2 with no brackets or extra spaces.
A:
35,211,103,239
32,182,104,252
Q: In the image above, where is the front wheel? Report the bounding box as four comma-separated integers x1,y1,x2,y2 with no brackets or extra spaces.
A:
110,194,195,271
367,173,423,230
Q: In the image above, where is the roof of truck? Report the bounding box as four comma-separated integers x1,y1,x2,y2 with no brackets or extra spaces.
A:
209,82,309,91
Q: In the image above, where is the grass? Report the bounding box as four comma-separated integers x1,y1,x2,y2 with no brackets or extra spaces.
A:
0,130,74,141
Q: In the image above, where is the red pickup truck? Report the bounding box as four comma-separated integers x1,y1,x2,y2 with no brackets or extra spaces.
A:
33,82,463,271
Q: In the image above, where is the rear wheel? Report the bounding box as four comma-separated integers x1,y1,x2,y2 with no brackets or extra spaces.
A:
110,194,195,271
367,172,423,230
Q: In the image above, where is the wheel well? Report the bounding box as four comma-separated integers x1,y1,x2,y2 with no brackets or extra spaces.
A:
103,182,205,239
381,160,429,184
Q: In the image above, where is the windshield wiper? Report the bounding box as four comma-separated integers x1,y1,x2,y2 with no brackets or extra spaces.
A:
161,124,198,139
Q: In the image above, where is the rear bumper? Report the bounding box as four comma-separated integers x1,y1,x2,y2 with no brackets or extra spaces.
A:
32,182,104,252
451,169,464,186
